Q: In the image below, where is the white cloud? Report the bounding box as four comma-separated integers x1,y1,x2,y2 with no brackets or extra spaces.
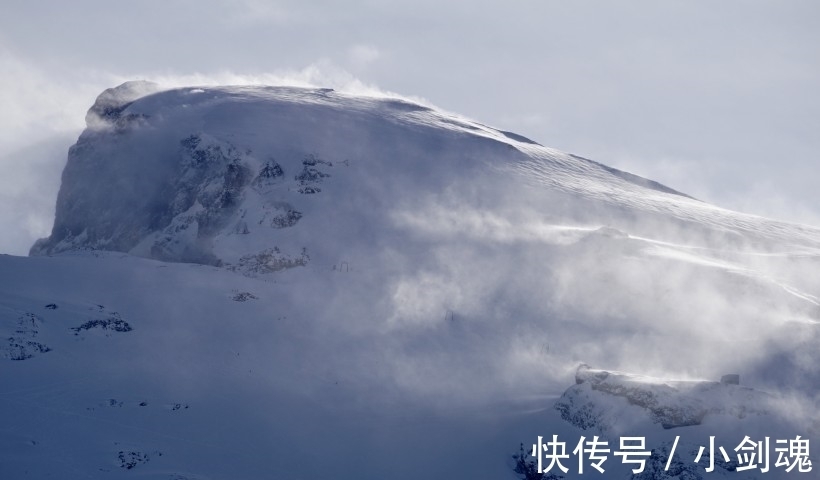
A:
0,50,99,154
223,0,293,26
347,44,381,68
0,49,122,255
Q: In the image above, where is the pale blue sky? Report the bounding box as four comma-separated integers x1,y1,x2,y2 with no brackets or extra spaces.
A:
1,0,819,254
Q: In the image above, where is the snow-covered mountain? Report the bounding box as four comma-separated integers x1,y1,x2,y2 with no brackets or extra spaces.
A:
2,82,818,479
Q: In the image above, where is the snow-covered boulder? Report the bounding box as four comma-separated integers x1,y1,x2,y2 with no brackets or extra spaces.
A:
558,365,773,431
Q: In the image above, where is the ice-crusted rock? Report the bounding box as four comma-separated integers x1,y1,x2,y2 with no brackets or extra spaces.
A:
85,80,161,129
228,246,309,276
556,365,773,431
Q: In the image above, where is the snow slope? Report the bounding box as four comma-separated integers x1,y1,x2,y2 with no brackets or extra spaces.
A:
2,82,818,479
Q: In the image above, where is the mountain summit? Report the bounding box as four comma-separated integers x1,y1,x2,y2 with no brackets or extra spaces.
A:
32,82,820,266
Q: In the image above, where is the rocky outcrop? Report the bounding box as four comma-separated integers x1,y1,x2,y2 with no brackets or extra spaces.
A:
85,80,161,129
556,365,772,431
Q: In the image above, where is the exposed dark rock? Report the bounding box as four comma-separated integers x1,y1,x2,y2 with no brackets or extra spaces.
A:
270,209,302,228
252,160,284,187
118,450,150,470
71,314,132,335
229,247,309,276
2,313,50,361
231,292,258,302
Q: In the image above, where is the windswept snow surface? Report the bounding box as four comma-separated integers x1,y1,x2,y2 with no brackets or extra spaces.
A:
2,82,818,478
